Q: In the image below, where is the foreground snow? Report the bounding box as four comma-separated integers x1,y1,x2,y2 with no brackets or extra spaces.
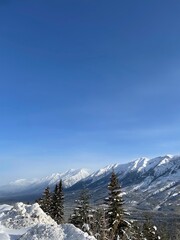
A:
0,203,96,240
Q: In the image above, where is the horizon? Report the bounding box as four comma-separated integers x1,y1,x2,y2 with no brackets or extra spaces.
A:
0,1,180,184
0,153,177,186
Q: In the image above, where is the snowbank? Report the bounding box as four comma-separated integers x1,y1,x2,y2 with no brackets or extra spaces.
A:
0,204,13,212
19,224,96,240
19,224,65,240
1,202,56,229
62,224,96,240
0,203,97,240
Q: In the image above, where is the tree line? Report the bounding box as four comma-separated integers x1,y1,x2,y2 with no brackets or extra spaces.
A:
37,171,168,240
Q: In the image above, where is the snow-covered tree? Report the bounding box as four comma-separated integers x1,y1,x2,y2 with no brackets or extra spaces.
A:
92,208,109,240
124,220,144,240
70,189,93,235
105,171,128,240
142,217,161,240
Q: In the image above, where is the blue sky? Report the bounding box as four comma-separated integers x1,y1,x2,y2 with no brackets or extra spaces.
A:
0,0,180,184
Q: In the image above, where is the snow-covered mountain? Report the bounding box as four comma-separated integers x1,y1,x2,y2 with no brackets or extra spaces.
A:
0,155,179,213
37,168,90,188
83,155,179,183
67,155,180,212
0,169,90,199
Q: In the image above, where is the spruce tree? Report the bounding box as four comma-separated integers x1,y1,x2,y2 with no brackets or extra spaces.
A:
51,184,59,221
70,189,92,234
92,208,109,240
142,216,161,240
57,179,64,224
38,186,52,215
126,221,144,240
51,180,64,224
105,171,127,240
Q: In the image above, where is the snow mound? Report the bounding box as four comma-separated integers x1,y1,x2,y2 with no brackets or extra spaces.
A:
62,224,96,240
0,203,97,240
19,224,65,240
0,232,10,240
19,224,96,240
1,202,56,229
0,204,13,213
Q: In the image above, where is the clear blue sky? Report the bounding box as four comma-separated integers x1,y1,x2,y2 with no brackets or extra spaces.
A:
0,0,180,184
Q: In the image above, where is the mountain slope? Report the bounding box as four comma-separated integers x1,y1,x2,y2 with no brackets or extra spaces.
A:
67,155,180,212
0,169,90,200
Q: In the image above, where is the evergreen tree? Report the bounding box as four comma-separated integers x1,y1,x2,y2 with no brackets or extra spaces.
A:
142,216,161,240
51,180,64,224
125,221,144,240
92,208,109,240
51,184,59,220
70,189,92,234
36,180,64,224
69,205,83,229
105,171,128,240
37,186,52,215
57,179,64,224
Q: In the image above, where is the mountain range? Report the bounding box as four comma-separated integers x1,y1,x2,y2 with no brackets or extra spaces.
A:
0,168,90,201
0,155,179,214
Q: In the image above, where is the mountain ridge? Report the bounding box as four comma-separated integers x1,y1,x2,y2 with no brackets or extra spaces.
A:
0,155,179,213
66,155,180,212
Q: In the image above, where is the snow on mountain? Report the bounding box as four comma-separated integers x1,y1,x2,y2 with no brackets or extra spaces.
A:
130,157,149,172
0,179,37,194
82,155,179,184
0,203,96,240
85,164,118,183
67,155,180,212
42,169,90,188
81,156,168,184
1,155,177,195
0,155,179,212
0,168,90,196
121,155,180,210
132,156,171,173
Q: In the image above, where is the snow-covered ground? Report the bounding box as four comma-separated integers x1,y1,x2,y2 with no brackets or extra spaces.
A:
0,203,96,240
